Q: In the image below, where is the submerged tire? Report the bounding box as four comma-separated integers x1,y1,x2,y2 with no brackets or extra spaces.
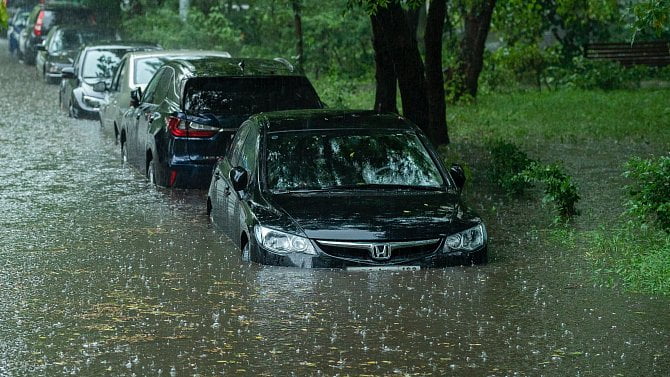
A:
147,159,156,185
241,242,250,262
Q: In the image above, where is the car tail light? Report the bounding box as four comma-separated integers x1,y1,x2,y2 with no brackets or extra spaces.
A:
166,116,218,138
34,10,44,37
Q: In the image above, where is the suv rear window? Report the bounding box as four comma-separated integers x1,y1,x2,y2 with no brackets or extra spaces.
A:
42,8,94,35
184,76,322,115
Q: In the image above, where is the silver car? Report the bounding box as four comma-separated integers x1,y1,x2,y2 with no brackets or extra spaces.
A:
99,49,232,142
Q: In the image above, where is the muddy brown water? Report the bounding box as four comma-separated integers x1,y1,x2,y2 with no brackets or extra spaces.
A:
0,40,668,376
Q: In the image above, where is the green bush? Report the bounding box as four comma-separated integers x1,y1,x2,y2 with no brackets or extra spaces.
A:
487,139,580,220
488,139,533,195
516,162,581,218
624,155,670,230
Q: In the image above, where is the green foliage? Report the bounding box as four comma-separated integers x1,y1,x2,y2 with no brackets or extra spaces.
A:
487,139,579,220
487,139,533,195
624,155,670,230
632,0,670,38
516,161,581,219
592,225,670,294
0,3,8,30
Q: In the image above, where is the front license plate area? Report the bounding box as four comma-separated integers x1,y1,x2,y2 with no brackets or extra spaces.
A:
346,265,421,272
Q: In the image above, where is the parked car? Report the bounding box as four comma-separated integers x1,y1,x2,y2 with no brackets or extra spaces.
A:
18,2,94,65
59,42,161,119
206,109,487,269
36,25,120,84
121,56,323,189
99,49,232,143
7,10,30,57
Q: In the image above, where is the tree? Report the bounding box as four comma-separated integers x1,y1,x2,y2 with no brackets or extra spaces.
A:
356,0,450,145
1,2,8,30
292,0,305,69
632,0,670,38
451,0,497,101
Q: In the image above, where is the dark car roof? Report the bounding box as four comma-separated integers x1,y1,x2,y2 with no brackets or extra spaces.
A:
253,110,415,133
42,2,91,11
165,57,300,78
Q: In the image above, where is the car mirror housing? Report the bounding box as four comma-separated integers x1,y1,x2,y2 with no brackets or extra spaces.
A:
92,81,107,93
60,67,75,79
229,166,249,192
130,87,142,108
450,164,466,191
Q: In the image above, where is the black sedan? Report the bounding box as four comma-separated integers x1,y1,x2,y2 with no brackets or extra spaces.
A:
207,109,488,269
59,42,160,119
121,56,323,189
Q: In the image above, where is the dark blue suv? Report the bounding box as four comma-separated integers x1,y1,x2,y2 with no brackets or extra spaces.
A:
120,57,323,189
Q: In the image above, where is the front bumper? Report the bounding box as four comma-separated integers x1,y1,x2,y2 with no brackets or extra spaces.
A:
249,241,487,269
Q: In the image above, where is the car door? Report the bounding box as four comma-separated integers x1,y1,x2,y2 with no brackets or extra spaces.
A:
103,57,126,132
127,67,164,170
227,122,260,246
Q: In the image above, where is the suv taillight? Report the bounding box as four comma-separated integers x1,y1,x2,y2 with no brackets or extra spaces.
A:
166,116,218,138
34,10,44,37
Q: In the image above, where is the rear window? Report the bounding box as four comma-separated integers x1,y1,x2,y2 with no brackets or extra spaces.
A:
42,9,94,34
183,76,322,115
134,57,172,86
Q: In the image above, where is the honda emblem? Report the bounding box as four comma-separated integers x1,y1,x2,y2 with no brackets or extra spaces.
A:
370,244,392,260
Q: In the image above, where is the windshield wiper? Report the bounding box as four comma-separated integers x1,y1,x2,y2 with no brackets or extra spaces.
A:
322,183,443,191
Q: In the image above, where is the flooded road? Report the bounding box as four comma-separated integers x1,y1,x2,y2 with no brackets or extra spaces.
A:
1,39,668,376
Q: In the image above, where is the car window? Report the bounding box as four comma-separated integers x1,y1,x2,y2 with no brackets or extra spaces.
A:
265,130,445,191
134,57,170,86
183,76,321,115
111,59,126,92
239,125,259,175
82,49,128,79
227,122,252,166
142,67,174,105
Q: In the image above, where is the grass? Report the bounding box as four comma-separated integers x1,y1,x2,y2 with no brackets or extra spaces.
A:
323,81,670,295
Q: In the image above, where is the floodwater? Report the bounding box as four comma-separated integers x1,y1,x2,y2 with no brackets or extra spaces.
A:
0,39,668,376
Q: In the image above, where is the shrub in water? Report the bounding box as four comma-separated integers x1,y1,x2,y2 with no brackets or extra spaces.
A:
624,155,670,230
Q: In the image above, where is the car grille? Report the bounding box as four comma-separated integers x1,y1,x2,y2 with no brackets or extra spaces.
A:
315,239,442,264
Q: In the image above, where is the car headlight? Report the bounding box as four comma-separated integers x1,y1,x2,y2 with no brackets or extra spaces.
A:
443,224,486,252
83,95,102,108
254,225,316,255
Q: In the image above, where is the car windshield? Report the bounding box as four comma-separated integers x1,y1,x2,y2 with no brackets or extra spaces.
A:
82,49,127,79
184,77,321,115
134,57,171,85
266,130,445,192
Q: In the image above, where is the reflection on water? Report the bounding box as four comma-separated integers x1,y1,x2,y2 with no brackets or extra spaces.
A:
0,39,668,375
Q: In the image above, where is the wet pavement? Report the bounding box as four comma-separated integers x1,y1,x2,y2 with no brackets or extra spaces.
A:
1,39,669,376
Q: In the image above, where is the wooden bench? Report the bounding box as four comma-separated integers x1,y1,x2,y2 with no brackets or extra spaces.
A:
584,41,670,67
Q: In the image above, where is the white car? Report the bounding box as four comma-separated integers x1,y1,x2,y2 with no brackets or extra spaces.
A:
98,49,232,142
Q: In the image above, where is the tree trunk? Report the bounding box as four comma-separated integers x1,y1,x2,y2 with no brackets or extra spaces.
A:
454,0,496,101
424,0,449,145
370,13,398,113
373,1,430,135
292,0,304,70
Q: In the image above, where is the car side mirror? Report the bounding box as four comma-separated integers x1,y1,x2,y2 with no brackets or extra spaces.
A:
60,67,75,79
229,166,249,192
130,87,142,108
92,81,107,93
450,164,466,191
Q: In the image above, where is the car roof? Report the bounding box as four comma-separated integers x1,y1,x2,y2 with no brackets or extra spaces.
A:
127,49,232,60
165,57,300,78
41,2,91,11
82,42,160,51
254,110,416,133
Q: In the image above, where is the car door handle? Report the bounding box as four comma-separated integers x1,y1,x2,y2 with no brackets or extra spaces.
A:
214,171,220,181
223,186,231,196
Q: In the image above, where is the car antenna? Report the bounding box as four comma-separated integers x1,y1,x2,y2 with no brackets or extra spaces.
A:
238,60,245,75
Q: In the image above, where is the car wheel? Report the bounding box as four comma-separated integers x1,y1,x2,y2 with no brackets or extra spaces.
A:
68,101,78,118
147,159,156,185
241,242,251,262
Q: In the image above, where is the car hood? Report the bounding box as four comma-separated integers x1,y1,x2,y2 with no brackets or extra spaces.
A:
264,191,481,241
